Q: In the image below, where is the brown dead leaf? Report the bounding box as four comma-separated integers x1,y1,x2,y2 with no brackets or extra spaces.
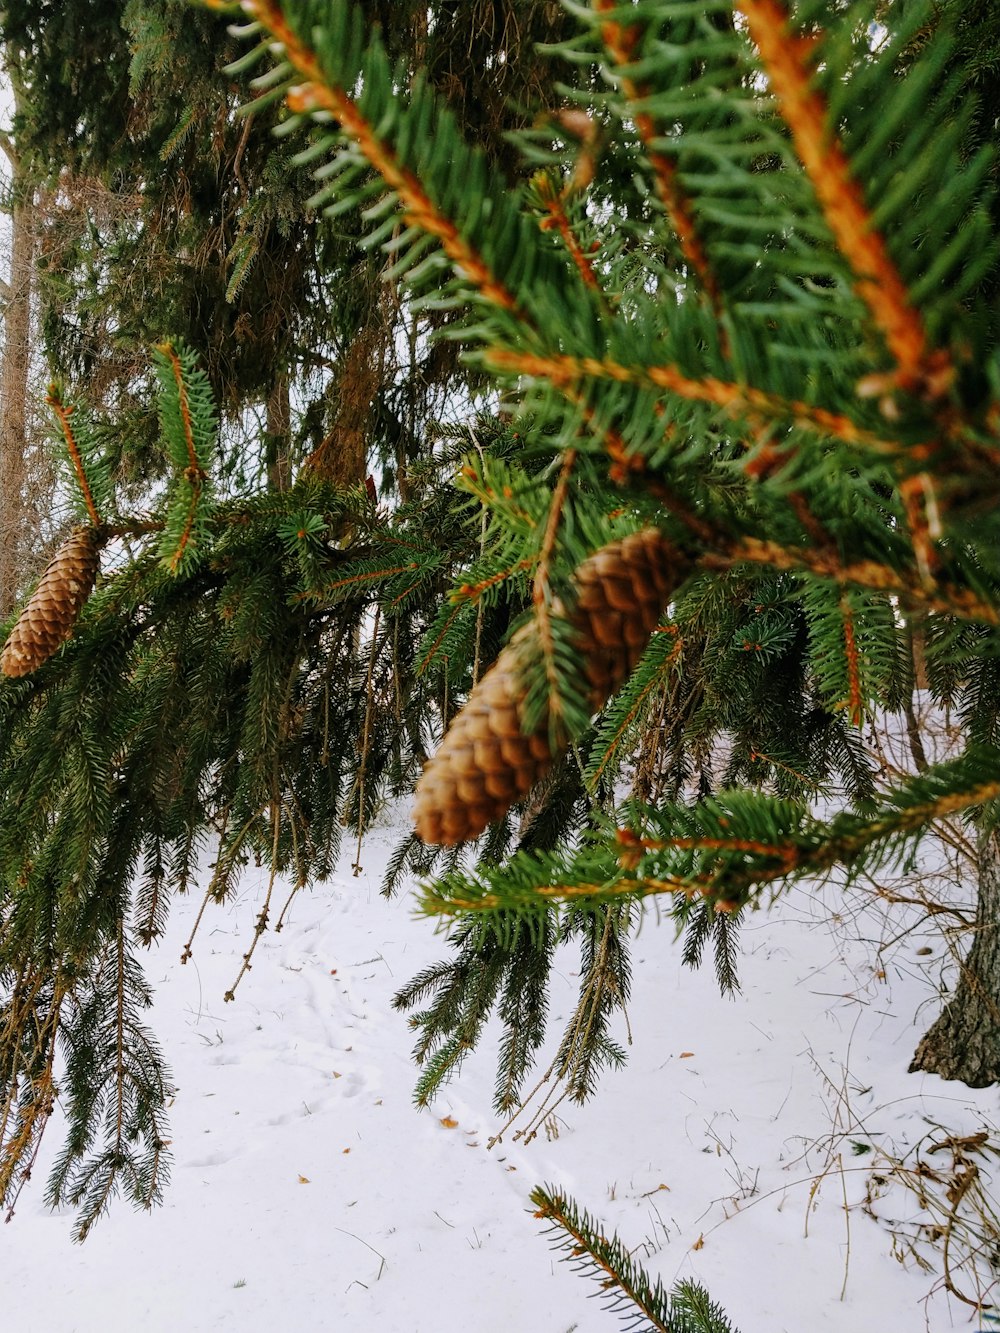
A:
440,1115,459,1129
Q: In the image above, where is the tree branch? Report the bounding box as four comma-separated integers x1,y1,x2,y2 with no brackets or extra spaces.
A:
0,128,18,169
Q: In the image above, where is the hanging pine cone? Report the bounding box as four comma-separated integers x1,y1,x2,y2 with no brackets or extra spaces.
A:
1,527,101,678
413,528,689,844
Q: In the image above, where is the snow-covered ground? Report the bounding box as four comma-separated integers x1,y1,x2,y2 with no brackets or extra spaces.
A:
5,803,998,1333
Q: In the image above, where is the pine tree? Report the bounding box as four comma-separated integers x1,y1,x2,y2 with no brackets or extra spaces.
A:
0,0,999,1244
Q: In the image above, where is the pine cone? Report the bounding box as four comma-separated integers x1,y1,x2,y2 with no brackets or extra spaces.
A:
573,527,686,705
414,528,688,844
1,527,101,678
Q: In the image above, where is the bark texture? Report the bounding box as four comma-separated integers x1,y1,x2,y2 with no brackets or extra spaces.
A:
909,826,1000,1087
0,121,36,618
304,318,387,489
265,369,292,493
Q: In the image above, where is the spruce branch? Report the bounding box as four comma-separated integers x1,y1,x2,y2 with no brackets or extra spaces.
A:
0,975,65,1222
225,0,519,312
592,0,726,329
476,900,633,1142
420,747,1000,915
707,540,999,627
548,902,632,1108
155,343,206,480
46,387,103,527
586,626,684,792
295,561,421,605
46,921,173,1242
622,753,1000,904
153,341,217,576
739,0,941,393
531,171,606,300
531,1185,740,1333
484,348,898,455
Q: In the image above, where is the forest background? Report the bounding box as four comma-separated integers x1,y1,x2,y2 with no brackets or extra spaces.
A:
1,1,1000,1328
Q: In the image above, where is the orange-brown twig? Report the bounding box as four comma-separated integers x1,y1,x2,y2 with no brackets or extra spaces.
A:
157,342,202,475
241,1,518,314
740,0,942,393
840,594,864,726
586,634,683,791
532,450,578,726
705,538,999,626
154,342,206,574
534,450,577,607
455,558,534,604
616,826,798,865
295,561,419,603
899,472,941,585
485,347,904,454
46,389,102,528
534,174,604,295
594,0,725,325
168,480,203,575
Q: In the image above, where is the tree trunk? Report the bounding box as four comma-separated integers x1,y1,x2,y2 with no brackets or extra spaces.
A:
909,825,1000,1087
264,369,291,493
303,315,387,489
0,116,36,618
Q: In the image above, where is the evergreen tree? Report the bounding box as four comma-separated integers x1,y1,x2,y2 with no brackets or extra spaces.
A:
0,0,999,1247
0,0,573,499
207,0,1000,1090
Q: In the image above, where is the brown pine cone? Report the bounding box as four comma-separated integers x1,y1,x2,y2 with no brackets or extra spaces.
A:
413,528,688,844
1,527,101,678
412,624,553,845
574,527,685,706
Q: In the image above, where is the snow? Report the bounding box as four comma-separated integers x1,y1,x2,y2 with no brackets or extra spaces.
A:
5,806,999,1333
